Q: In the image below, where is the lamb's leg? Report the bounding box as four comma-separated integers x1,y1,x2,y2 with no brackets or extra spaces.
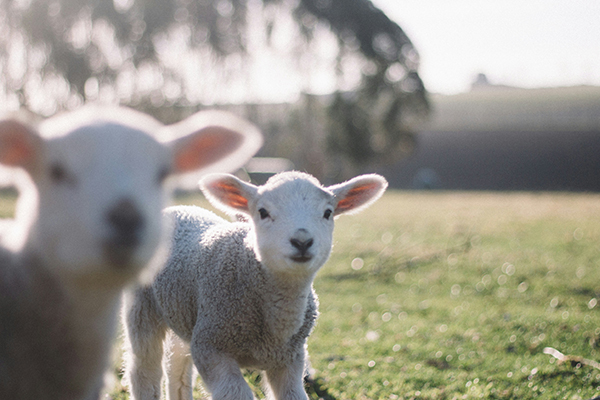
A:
123,287,168,400
164,332,194,400
190,343,254,400
264,356,308,400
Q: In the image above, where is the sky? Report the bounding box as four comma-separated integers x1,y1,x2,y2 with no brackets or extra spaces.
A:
2,0,599,110
371,0,600,94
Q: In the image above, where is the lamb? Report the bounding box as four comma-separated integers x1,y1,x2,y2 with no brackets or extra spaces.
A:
0,106,262,400
123,170,388,400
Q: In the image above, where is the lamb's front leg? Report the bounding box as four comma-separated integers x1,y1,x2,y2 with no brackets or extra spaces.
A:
123,288,168,400
191,344,254,400
264,356,308,400
164,332,194,400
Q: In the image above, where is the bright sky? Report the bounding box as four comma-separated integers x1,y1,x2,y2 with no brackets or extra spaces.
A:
3,0,599,110
371,0,600,94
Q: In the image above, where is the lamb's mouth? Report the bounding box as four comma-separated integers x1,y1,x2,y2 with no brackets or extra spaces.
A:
103,237,139,268
290,255,313,263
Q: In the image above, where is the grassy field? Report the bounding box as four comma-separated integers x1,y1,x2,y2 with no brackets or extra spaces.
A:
3,190,600,399
306,191,600,400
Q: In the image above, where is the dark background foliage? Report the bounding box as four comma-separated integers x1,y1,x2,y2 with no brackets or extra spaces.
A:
0,0,428,173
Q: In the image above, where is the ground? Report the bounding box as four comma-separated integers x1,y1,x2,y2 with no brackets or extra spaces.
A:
2,189,600,399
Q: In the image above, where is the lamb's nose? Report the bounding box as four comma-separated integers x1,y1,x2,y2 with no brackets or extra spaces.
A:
106,199,144,245
290,233,314,254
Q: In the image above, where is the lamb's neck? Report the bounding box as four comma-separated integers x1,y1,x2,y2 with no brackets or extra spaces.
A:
22,235,126,351
61,273,123,397
60,272,123,348
263,271,315,342
23,243,123,334
22,249,122,399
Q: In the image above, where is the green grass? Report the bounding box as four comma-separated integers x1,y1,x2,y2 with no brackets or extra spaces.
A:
307,192,600,400
3,191,600,399
0,188,18,218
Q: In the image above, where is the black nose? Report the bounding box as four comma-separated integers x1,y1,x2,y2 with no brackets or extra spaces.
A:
290,238,314,255
106,199,144,246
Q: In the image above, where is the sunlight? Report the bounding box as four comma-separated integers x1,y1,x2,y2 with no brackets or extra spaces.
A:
373,0,600,93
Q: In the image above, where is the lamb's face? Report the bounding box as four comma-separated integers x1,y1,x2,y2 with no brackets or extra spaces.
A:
251,178,336,276
1,107,260,283
34,124,171,279
201,171,388,280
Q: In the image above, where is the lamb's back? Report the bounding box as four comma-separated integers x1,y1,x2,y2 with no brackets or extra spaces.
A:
153,206,260,340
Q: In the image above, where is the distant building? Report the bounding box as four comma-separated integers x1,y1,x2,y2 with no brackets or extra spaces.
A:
471,73,491,89
380,85,600,191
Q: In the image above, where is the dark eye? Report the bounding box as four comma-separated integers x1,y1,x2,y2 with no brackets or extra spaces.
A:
49,163,73,185
157,166,170,184
258,208,270,220
323,209,333,220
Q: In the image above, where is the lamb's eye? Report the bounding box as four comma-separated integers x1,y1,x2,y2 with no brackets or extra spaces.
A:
258,208,270,220
49,163,73,185
323,209,333,220
157,166,170,184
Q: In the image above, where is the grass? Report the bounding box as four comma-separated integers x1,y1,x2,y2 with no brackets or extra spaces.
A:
307,191,600,400
3,190,600,399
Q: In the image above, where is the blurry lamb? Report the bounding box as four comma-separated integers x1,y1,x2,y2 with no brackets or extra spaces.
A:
0,106,262,400
123,171,388,400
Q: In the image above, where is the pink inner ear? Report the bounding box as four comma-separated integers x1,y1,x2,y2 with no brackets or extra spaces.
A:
0,121,36,167
209,181,249,210
174,127,243,173
336,182,381,212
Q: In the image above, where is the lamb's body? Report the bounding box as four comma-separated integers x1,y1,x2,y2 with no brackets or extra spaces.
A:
155,207,318,368
0,249,82,399
124,171,388,400
0,107,261,400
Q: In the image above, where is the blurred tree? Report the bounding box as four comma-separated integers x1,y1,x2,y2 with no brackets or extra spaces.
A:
0,0,428,175
300,0,428,175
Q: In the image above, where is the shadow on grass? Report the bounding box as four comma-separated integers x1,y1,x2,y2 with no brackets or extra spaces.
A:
245,372,337,400
305,376,337,400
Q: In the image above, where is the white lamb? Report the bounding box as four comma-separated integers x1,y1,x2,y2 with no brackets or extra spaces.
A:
0,106,262,400
123,170,388,400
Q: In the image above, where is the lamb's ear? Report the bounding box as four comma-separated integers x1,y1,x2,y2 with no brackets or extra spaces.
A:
328,174,388,216
0,119,42,172
199,173,258,216
166,110,263,175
